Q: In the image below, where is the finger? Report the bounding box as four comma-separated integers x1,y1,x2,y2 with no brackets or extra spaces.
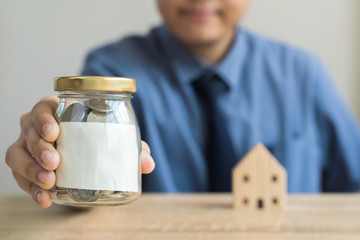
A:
140,151,155,174
24,126,60,171
6,144,56,190
30,184,53,208
141,141,151,154
12,171,52,208
31,96,60,142
20,112,32,140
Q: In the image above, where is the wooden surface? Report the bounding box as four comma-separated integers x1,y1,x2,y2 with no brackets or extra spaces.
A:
1,194,360,240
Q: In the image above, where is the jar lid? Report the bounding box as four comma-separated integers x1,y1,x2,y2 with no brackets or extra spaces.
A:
54,76,136,93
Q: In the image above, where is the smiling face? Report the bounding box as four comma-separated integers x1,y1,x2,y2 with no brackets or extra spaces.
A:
157,0,250,47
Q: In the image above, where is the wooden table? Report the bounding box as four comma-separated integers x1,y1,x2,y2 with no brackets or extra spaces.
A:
1,194,360,239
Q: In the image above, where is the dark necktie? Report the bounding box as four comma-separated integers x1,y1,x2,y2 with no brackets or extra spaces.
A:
193,71,236,192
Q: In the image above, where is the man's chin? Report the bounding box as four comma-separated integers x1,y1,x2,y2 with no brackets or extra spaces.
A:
177,30,222,47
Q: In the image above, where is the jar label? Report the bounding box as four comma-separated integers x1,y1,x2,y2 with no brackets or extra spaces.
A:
56,122,139,192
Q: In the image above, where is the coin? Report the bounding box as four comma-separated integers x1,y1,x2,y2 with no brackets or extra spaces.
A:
103,190,115,195
66,188,103,202
82,104,92,122
87,111,117,123
87,99,115,113
60,103,85,122
87,111,107,123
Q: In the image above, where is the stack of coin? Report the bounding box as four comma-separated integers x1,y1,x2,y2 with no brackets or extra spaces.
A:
59,99,120,202
86,99,118,123
67,188,103,202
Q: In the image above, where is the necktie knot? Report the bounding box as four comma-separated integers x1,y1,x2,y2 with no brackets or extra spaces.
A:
192,71,228,104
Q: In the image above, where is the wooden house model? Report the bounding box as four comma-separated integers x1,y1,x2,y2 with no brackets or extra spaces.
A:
232,143,287,210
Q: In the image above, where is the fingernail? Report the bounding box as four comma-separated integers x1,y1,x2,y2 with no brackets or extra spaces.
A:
43,123,52,135
37,171,48,184
41,151,53,165
36,192,42,203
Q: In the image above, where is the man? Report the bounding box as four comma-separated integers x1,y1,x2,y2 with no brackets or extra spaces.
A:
6,0,360,208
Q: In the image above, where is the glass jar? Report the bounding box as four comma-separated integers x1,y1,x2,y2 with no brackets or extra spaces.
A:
51,76,141,207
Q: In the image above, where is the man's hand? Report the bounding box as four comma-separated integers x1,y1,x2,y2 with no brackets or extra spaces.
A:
5,96,155,208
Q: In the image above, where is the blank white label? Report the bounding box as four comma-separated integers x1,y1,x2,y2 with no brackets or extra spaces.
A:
56,122,139,192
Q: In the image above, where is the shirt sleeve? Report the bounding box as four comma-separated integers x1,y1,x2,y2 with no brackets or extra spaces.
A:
314,60,360,192
80,50,117,76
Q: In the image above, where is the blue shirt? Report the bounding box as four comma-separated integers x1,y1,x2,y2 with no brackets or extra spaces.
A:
81,25,360,193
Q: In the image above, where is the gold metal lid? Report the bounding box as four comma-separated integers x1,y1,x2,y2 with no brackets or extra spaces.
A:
54,76,136,93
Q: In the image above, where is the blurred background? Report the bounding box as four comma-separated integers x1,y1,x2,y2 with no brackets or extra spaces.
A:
1,0,359,195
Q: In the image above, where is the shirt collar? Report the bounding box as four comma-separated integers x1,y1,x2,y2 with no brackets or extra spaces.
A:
157,25,247,89
214,27,247,90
